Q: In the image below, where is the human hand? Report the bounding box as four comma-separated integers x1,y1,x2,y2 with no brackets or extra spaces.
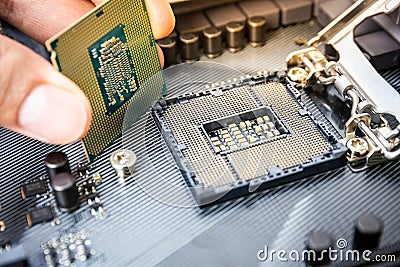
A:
0,0,174,144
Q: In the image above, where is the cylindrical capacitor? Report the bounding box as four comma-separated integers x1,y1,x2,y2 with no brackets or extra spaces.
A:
353,214,383,251
305,230,333,266
203,27,223,58
110,149,137,179
45,152,71,181
157,36,177,67
226,21,245,53
248,16,267,47
51,172,79,212
179,33,200,62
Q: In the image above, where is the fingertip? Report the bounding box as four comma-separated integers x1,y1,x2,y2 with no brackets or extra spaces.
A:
0,29,92,145
90,0,106,6
18,83,92,145
146,0,175,39
156,44,165,68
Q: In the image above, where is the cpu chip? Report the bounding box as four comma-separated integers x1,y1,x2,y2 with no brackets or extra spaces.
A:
46,0,165,162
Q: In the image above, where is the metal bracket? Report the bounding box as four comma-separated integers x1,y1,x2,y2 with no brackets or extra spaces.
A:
324,0,400,119
308,0,400,46
286,0,400,169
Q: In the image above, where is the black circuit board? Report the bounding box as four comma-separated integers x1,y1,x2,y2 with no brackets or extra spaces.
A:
1,6,400,266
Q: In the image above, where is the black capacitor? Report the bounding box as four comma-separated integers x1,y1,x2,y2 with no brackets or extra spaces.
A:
51,172,79,212
226,21,245,53
157,36,177,67
353,214,383,251
305,230,333,266
203,27,223,58
168,30,178,40
248,16,267,47
45,151,71,180
179,32,200,62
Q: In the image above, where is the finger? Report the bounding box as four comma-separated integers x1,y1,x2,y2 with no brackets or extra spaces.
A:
157,43,165,68
90,0,175,39
0,0,174,44
0,0,95,44
90,0,106,5
144,0,175,39
0,35,92,144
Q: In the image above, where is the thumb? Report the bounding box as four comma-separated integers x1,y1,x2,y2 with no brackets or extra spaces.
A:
0,35,92,144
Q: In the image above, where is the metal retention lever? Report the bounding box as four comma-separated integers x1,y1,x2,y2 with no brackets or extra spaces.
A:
286,0,400,171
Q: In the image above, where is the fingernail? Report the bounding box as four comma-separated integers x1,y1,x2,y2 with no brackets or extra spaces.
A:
18,85,89,144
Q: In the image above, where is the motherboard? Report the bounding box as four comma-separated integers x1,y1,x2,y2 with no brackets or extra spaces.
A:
1,0,400,266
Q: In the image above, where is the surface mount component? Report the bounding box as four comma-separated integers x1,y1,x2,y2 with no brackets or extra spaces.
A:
238,0,280,30
316,0,353,27
275,0,313,26
248,16,267,47
26,206,54,227
20,180,47,200
153,74,347,206
77,162,90,177
226,21,245,53
41,230,94,266
355,30,400,70
353,213,384,251
201,107,289,154
179,33,200,62
205,4,247,34
157,36,178,67
175,10,212,37
44,151,71,180
203,27,223,58
0,221,6,232
305,230,333,266
51,173,79,212
46,0,165,162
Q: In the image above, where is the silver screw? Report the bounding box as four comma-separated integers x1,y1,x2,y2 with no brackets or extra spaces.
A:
347,137,369,157
110,149,137,179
